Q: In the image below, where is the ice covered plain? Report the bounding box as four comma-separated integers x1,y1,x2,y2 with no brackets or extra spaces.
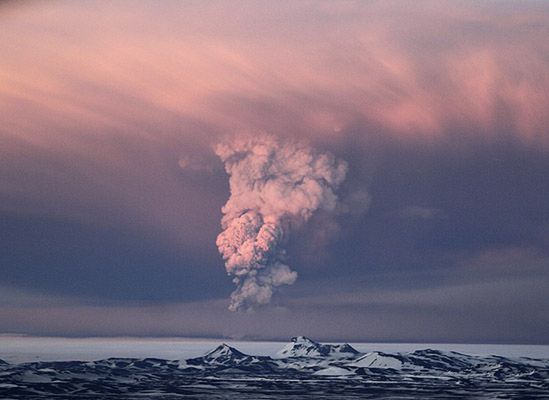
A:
1,336,548,399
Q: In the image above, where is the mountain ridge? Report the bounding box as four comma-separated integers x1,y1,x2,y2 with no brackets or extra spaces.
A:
276,336,360,358
0,337,548,398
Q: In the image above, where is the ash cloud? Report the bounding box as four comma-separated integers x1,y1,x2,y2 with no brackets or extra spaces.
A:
215,134,347,311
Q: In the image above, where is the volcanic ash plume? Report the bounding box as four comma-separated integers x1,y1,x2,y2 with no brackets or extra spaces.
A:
215,134,348,311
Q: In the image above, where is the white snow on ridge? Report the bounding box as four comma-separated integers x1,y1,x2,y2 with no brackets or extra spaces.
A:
349,352,404,369
276,336,359,359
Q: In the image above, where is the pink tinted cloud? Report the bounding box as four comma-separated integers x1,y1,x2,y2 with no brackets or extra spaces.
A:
1,0,548,145
1,0,548,252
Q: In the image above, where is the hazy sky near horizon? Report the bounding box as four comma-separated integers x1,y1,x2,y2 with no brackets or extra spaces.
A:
1,0,549,343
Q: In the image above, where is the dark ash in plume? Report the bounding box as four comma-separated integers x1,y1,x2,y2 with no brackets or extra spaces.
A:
216,134,347,311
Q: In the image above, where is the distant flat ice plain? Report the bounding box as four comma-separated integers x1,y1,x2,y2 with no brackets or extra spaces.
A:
1,336,548,363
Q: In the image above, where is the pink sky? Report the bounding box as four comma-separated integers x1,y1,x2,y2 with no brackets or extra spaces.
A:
1,1,548,148
1,1,548,341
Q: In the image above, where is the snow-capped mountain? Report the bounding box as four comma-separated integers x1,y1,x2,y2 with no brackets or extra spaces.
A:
276,336,359,358
184,343,279,374
0,338,548,399
193,343,248,365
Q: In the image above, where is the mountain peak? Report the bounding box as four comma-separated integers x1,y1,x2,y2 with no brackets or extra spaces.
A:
290,336,320,345
278,337,359,358
205,343,246,359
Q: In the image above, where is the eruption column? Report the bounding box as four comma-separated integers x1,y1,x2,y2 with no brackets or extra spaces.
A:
216,134,347,311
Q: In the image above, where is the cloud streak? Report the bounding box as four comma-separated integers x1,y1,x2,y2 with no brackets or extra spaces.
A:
1,1,548,145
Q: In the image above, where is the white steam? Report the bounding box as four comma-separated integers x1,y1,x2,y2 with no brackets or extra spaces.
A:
215,134,347,311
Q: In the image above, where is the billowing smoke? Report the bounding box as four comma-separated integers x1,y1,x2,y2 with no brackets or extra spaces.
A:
215,134,348,311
